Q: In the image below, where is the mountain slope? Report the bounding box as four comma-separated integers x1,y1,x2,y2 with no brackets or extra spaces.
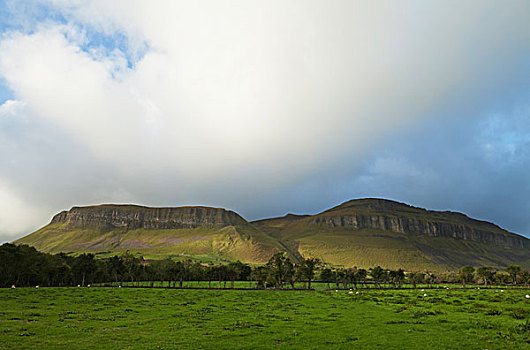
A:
15,199,530,270
16,205,283,264
252,198,530,270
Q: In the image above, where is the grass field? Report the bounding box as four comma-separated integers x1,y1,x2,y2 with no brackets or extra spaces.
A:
1,287,529,349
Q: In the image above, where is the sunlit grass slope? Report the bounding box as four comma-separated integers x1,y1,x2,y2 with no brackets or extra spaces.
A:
253,199,530,271
16,223,282,264
15,199,530,269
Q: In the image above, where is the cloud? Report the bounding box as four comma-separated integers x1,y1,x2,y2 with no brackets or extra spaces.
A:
0,179,47,241
336,100,530,236
0,1,529,242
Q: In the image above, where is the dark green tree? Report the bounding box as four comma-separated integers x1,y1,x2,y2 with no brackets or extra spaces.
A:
301,258,317,289
505,265,521,285
370,266,386,288
459,266,475,287
251,266,267,289
72,253,96,286
389,269,405,288
283,258,297,289
520,270,530,285
266,252,288,288
355,269,367,288
121,251,142,285
106,255,125,285
476,267,495,286
320,268,333,288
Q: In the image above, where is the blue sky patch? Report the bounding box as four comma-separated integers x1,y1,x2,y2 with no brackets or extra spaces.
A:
77,25,148,70
0,79,14,104
0,0,67,34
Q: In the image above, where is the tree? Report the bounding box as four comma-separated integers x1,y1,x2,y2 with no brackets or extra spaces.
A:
505,265,521,285
217,264,229,288
189,262,203,287
107,255,125,285
520,270,530,285
148,258,175,287
266,252,288,288
121,251,141,285
370,266,386,288
407,272,425,289
334,269,344,288
476,267,495,286
251,266,267,289
204,266,215,289
301,258,317,289
389,269,405,288
283,259,296,289
226,263,238,289
459,266,475,287
164,259,179,287
407,272,416,288
319,268,332,289
227,261,251,288
55,261,73,287
72,253,96,287
347,269,358,289
332,269,345,289
425,273,436,287
355,269,367,289
234,261,251,281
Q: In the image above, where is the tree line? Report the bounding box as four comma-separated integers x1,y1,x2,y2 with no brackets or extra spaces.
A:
1,243,528,288
318,264,529,289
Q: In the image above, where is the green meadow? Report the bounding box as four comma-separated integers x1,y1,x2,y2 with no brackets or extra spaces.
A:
1,287,529,349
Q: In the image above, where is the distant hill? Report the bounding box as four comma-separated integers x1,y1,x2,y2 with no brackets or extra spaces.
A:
15,199,530,270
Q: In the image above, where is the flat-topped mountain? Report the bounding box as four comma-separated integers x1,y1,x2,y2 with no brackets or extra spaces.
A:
17,204,282,264
51,204,247,230
15,199,530,269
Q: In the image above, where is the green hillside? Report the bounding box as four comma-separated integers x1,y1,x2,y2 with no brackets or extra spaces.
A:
20,224,283,264
15,205,283,264
15,199,530,270
253,199,530,271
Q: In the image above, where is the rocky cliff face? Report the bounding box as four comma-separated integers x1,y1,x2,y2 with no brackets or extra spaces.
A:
311,209,529,249
16,198,530,268
51,205,248,230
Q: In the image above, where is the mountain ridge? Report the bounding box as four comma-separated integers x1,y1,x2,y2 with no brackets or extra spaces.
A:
15,198,530,270
50,204,247,230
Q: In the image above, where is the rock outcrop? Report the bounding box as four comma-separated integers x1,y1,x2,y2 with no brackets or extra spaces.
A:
15,198,530,269
311,214,527,248
311,198,528,249
51,204,248,230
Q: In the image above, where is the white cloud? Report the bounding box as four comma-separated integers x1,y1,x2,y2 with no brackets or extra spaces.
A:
0,179,49,243
0,1,529,239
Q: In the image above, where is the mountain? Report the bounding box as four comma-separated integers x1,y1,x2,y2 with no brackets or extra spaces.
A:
15,205,283,264
254,198,529,270
15,199,530,270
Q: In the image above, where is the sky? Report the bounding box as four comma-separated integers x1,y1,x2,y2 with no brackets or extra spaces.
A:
0,0,529,243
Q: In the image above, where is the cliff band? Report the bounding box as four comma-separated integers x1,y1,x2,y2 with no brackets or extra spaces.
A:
15,198,530,269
